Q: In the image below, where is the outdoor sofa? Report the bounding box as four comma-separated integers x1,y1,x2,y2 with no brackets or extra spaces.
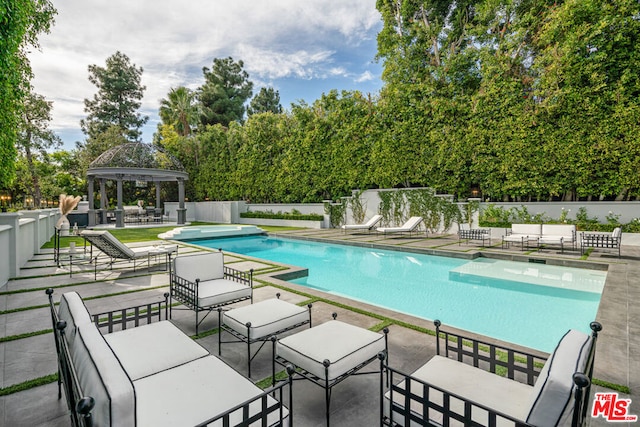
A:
170,250,253,335
46,289,293,427
502,224,542,250
538,224,577,253
381,320,601,427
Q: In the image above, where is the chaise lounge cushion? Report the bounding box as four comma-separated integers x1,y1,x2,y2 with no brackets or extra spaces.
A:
174,251,225,283
73,324,135,427
134,355,287,427
224,298,310,339
104,321,209,381
198,279,253,307
526,329,592,426
276,320,386,381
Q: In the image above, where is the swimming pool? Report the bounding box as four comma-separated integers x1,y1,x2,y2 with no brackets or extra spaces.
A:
190,235,605,352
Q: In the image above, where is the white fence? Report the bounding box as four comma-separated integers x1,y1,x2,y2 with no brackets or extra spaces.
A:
0,209,59,287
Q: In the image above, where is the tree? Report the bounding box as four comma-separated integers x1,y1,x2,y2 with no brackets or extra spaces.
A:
76,124,129,174
247,87,283,116
159,86,198,137
0,0,56,187
81,51,148,141
16,91,62,207
198,57,253,127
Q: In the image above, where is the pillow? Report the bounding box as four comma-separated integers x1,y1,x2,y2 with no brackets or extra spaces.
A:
526,329,592,427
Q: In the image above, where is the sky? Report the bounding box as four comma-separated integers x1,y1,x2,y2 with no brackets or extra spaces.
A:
28,0,384,150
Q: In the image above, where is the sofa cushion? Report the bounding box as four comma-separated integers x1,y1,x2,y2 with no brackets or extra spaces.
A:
385,355,534,425
526,329,592,427
104,321,209,380
223,298,310,340
174,251,224,283
541,224,576,241
73,324,135,427
198,278,252,307
134,355,287,427
276,320,386,381
511,224,542,236
58,292,93,350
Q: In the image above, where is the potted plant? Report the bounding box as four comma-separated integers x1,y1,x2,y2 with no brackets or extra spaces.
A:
56,194,81,236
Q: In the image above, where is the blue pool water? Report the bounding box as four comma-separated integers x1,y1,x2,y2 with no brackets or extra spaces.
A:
191,235,605,352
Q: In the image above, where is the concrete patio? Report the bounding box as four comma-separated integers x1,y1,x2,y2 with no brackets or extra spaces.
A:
0,228,637,426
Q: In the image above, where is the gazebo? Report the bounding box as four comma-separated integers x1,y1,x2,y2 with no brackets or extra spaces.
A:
86,142,188,227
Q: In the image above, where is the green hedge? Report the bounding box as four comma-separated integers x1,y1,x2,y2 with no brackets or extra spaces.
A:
240,211,323,221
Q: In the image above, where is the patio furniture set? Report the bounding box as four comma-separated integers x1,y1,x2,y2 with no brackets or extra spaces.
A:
340,214,622,256
47,243,602,426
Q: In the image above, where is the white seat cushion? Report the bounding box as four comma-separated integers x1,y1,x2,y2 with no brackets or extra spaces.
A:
388,355,533,425
276,320,385,381
511,224,542,236
104,321,209,380
503,233,529,242
73,324,135,427
224,298,310,340
134,355,288,427
526,329,592,426
198,278,252,307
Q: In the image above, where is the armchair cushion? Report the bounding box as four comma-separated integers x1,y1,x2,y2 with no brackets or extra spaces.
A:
198,278,253,307
58,292,92,350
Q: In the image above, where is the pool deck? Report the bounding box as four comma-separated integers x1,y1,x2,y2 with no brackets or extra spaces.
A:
0,228,637,426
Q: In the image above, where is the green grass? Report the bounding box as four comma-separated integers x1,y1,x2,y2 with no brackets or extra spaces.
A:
41,222,303,249
0,374,58,396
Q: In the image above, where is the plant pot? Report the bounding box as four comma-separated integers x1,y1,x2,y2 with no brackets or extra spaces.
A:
58,216,70,236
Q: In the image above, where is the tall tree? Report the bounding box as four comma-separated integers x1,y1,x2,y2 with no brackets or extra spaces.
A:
0,0,56,187
159,86,198,136
16,91,61,207
81,51,148,141
198,57,253,127
247,87,283,116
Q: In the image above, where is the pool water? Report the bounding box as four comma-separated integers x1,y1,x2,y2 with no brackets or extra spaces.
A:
191,235,605,352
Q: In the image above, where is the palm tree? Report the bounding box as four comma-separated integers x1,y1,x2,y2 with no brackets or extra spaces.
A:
159,87,198,137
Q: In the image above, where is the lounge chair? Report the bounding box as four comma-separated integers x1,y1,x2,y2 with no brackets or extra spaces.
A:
377,216,424,236
341,214,383,233
80,230,177,279
581,227,622,258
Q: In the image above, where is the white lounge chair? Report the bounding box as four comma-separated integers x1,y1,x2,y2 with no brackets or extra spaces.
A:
341,214,383,233
377,216,424,236
80,230,177,279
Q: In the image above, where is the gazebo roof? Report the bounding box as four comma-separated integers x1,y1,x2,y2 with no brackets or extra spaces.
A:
87,142,188,181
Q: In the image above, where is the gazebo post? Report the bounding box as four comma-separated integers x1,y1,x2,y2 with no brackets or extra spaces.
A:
99,179,107,224
87,178,96,227
155,181,162,219
115,174,124,228
177,178,186,225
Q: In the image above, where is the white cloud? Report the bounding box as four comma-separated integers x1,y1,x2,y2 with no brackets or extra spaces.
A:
28,0,382,147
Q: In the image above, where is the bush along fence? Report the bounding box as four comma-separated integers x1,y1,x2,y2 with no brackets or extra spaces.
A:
479,204,639,232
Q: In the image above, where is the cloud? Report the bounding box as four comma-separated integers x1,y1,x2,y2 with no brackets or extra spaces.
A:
28,0,383,147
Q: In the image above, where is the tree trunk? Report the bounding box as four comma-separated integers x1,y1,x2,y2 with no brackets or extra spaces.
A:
23,133,42,208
